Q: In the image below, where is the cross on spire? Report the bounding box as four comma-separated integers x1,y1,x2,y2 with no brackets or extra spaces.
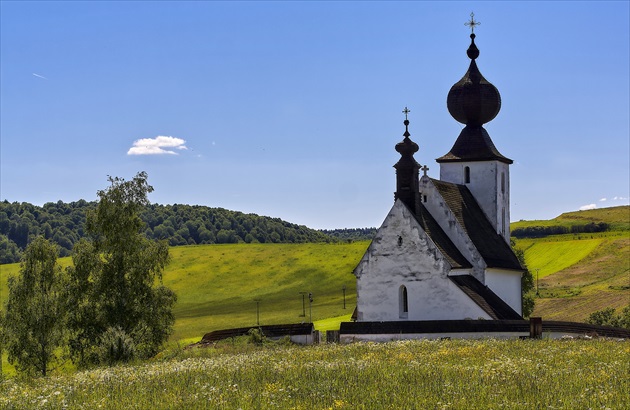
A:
402,106,410,120
421,165,429,176
465,12,480,33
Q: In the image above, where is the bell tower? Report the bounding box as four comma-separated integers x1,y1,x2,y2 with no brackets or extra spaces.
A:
437,15,512,243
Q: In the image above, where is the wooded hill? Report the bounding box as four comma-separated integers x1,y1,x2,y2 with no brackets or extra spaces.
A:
0,200,337,263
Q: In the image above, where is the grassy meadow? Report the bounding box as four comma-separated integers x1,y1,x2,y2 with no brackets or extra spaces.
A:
2,339,628,409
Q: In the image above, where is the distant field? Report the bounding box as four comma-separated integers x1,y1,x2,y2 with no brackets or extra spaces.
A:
511,205,629,231
514,237,603,279
0,242,369,344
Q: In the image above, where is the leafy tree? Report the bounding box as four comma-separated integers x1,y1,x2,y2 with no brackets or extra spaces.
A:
586,306,629,329
4,237,66,376
66,172,176,365
511,240,535,318
0,234,21,264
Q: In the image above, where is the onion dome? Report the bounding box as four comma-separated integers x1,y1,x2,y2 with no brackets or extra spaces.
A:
447,33,501,126
438,32,512,164
395,119,419,160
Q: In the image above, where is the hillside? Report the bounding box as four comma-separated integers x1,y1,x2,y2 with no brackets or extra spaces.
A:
510,206,629,322
511,206,629,236
0,242,370,343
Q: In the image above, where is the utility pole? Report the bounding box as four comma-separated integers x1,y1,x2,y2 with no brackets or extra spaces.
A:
342,285,346,309
299,292,307,317
536,269,540,296
308,292,313,323
254,299,261,326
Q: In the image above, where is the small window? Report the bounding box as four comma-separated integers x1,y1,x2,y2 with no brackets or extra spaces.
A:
399,285,409,318
423,195,427,203
501,172,505,194
464,166,470,184
398,236,403,246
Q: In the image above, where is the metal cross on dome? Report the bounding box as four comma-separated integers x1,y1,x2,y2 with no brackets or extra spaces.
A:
465,12,480,33
402,106,410,120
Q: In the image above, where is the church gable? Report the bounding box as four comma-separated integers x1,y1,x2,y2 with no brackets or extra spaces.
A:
355,200,492,322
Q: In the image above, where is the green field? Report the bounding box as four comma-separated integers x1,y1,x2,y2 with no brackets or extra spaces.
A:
511,205,630,231
515,237,603,279
2,339,628,409
0,242,369,343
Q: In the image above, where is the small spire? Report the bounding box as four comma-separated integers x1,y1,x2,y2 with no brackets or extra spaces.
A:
402,106,411,137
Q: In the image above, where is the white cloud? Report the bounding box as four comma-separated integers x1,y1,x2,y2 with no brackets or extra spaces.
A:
599,198,607,202
579,204,597,211
612,196,628,201
127,136,188,155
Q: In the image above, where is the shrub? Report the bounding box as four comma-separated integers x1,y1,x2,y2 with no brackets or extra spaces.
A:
586,306,630,329
98,327,136,365
247,328,266,345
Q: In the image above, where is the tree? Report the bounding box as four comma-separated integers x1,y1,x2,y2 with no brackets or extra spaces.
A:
511,240,535,318
586,306,629,329
66,172,176,365
4,237,66,376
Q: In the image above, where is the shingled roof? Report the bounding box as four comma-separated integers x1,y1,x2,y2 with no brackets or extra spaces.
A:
449,275,522,319
436,125,513,164
432,179,523,270
407,202,472,269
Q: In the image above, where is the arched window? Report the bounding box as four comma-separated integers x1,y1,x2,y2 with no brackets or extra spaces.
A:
399,285,409,318
464,166,470,184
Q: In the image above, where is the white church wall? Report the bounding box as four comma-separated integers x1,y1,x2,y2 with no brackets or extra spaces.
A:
354,200,491,322
485,268,523,316
419,175,486,282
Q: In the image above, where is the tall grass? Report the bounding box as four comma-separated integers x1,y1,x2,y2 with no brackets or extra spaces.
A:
1,339,628,409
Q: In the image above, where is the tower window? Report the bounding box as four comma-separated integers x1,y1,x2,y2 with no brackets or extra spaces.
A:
464,166,471,184
399,285,409,318
501,172,505,194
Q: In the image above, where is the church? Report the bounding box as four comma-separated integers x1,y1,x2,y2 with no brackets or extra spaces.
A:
352,26,525,323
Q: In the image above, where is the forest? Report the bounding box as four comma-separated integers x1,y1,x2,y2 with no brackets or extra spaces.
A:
510,222,609,239
0,200,341,263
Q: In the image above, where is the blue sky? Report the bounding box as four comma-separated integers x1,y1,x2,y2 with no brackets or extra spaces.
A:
1,1,628,229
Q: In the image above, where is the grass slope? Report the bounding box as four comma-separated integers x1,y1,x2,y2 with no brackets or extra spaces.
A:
511,205,630,231
510,206,629,322
162,242,369,340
